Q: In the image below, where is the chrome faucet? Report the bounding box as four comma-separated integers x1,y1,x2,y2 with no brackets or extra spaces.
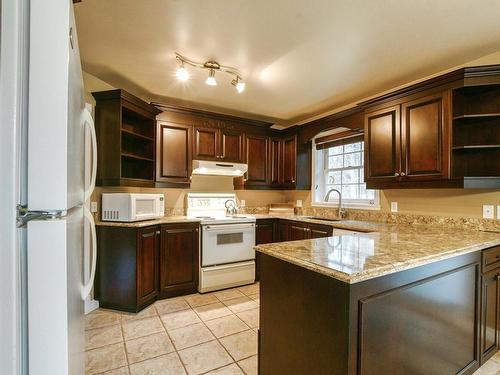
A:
225,199,238,216
324,188,345,219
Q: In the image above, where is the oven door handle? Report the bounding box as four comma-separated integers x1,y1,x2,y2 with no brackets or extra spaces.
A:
203,223,255,232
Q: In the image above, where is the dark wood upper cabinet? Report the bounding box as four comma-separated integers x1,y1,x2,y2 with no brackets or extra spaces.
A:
92,89,161,187
220,129,244,163
193,127,244,162
156,122,192,187
137,227,160,307
269,138,283,186
283,136,297,187
364,105,401,184
193,127,219,160
244,135,269,186
160,223,199,298
401,93,450,181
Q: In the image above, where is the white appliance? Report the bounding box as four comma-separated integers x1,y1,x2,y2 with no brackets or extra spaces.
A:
9,1,97,374
192,159,248,177
187,193,256,292
102,193,165,222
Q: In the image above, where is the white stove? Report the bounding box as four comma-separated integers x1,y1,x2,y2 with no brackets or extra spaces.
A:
187,193,256,293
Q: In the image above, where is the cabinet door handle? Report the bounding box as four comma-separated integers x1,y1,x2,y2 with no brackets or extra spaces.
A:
400,172,406,176
496,273,500,280
394,172,400,177
156,231,160,235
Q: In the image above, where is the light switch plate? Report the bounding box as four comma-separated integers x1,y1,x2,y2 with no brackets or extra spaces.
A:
296,200,303,208
240,200,246,207
391,202,398,213
483,205,494,219
90,201,98,213
497,206,500,220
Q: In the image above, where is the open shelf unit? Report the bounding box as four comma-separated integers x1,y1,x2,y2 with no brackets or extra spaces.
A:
451,84,500,187
93,89,161,187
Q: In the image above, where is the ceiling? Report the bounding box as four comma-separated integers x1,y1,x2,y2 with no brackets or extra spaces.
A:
74,0,500,126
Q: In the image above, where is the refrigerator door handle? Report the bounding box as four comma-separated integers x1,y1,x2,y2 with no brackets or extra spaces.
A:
81,207,97,300
83,105,97,203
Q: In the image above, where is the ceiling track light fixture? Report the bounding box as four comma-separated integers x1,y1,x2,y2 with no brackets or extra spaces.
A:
175,53,245,93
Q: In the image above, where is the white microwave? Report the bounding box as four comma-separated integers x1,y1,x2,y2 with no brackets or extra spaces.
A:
101,193,165,222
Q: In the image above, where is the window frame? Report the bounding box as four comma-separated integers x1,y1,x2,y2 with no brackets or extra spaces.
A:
311,138,380,210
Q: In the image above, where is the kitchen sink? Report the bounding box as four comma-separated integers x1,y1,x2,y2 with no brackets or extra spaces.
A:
299,216,341,222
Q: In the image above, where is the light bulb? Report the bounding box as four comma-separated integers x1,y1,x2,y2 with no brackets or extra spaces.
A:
176,66,189,81
232,78,245,93
236,81,245,93
206,69,217,86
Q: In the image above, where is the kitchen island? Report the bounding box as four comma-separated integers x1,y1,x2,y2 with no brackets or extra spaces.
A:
255,225,500,375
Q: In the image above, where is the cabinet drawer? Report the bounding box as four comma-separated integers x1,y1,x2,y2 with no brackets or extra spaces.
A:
482,246,500,273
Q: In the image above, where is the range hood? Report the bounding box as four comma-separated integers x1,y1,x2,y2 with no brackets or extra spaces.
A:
192,160,248,177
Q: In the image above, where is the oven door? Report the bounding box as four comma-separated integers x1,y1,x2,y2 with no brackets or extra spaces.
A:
202,223,256,267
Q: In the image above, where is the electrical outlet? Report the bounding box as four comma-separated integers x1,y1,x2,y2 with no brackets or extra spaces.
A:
497,206,500,220
240,200,246,207
296,200,303,208
483,205,494,219
391,202,398,213
90,201,98,213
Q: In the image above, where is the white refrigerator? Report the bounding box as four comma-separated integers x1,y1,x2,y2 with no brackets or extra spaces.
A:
16,1,97,374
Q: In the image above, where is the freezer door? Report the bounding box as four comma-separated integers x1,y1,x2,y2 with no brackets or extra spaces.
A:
28,1,86,211
27,207,84,375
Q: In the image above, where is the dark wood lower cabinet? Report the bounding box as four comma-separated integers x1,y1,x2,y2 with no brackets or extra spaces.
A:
480,246,500,364
96,223,199,312
255,219,278,281
137,227,160,307
278,220,333,241
259,251,482,375
160,223,199,298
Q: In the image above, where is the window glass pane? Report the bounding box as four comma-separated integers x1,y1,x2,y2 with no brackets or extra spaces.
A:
344,142,362,153
343,152,362,168
327,171,342,185
341,184,358,199
328,155,343,169
328,146,344,155
342,169,359,184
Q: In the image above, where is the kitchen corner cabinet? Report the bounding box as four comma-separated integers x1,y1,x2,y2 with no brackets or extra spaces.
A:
92,89,162,187
160,223,199,298
193,126,244,163
243,135,269,186
96,225,160,312
156,121,192,187
364,92,450,188
480,246,500,364
96,223,200,312
283,136,297,187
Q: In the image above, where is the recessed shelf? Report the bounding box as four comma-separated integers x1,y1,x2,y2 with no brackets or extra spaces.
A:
121,128,154,141
121,152,154,162
452,145,500,150
453,113,500,121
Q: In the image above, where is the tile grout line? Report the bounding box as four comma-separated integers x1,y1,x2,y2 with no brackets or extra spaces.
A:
155,301,191,375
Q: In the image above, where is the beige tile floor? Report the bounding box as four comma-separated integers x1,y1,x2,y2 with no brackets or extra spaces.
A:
85,283,259,375
85,280,500,375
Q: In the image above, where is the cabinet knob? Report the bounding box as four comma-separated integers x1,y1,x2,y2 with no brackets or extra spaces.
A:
495,255,500,259
156,231,160,235
195,228,199,232
400,172,406,177
394,172,400,177
292,179,295,183
496,273,500,281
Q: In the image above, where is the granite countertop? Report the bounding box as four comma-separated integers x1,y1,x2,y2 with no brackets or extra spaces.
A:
95,216,201,227
255,224,500,284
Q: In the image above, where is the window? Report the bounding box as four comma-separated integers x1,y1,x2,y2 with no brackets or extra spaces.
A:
312,139,379,208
